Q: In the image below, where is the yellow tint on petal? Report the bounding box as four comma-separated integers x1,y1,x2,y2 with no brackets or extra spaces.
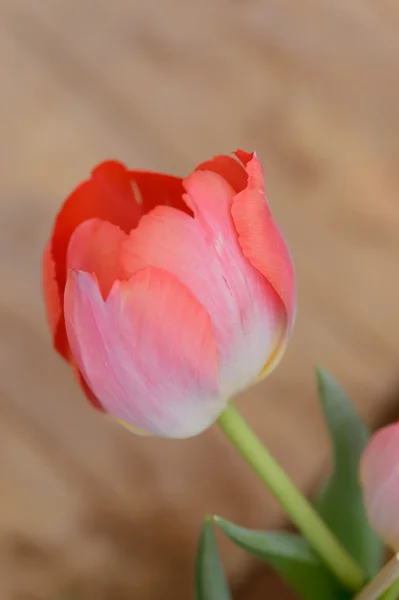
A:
258,331,288,380
115,417,152,436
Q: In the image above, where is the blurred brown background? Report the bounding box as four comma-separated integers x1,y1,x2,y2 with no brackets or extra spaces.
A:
1,0,399,598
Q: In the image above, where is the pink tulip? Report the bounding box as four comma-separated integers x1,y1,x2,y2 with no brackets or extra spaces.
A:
43,150,295,438
360,422,399,549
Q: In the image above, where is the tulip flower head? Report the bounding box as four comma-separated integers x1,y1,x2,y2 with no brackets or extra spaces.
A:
360,422,399,550
43,150,295,438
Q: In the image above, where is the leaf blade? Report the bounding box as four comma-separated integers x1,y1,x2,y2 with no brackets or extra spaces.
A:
195,517,232,600
315,367,383,579
214,516,348,600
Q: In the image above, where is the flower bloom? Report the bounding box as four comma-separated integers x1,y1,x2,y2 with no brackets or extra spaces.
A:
43,150,295,438
360,422,399,549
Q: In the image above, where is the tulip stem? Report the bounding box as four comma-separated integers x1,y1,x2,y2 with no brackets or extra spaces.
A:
217,403,365,592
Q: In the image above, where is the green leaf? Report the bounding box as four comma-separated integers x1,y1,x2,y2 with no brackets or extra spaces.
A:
315,367,383,580
214,516,348,600
195,517,232,600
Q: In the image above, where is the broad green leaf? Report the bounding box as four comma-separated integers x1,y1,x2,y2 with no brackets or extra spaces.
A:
214,516,348,600
315,367,383,579
195,517,232,600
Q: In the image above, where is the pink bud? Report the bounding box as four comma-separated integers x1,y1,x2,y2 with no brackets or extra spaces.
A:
360,422,399,549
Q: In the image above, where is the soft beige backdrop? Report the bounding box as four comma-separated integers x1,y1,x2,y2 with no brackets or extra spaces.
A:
1,1,399,598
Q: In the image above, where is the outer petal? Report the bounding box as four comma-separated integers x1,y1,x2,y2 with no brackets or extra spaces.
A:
360,423,399,550
42,240,62,336
43,239,104,411
122,170,285,399
67,218,128,299
232,153,295,321
72,361,105,412
231,153,295,375
64,268,223,438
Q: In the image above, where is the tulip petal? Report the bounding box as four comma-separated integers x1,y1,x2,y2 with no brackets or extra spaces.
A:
67,218,127,299
195,151,250,194
52,161,141,291
122,170,285,398
234,149,254,167
43,240,104,411
360,423,399,550
42,241,62,337
231,153,296,360
64,268,223,438
47,161,141,357
73,361,105,412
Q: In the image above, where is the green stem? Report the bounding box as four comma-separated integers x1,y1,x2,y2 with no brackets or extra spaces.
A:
217,403,365,592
